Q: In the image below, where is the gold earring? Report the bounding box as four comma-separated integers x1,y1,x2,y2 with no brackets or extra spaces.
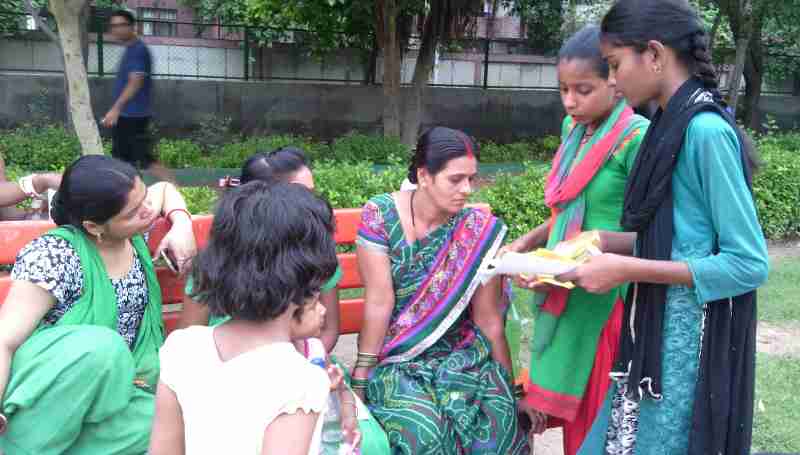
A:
653,66,662,74
96,233,103,243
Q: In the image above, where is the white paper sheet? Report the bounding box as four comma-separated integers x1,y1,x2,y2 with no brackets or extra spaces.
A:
478,252,577,284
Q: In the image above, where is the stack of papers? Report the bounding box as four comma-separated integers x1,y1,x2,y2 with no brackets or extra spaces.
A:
479,231,602,288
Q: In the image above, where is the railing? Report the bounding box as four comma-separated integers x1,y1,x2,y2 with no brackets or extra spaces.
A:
0,9,797,95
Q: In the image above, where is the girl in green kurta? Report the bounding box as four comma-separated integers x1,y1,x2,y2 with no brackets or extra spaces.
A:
568,2,769,454
0,155,197,455
503,26,649,455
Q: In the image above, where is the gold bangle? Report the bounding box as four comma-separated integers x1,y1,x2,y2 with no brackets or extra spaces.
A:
355,360,378,369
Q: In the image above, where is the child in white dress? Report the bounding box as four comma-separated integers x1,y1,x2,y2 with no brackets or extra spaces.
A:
148,182,340,455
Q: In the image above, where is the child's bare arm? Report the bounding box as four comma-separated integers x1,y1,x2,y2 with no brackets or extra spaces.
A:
262,411,320,455
148,381,186,455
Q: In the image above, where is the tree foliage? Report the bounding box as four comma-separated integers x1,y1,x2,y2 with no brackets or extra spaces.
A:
505,0,611,55
179,0,377,56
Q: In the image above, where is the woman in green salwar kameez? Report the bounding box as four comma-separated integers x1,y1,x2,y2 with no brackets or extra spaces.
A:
353,127,530,455
0,155,197,455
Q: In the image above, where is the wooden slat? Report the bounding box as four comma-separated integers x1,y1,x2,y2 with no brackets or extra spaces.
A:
333,209,362,244
338,253,361,289
1,204,492,337
338,298,364,334
156,268,187,304
0,220,53,264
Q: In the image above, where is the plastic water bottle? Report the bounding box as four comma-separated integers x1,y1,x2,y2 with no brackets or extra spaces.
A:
309,355,346,455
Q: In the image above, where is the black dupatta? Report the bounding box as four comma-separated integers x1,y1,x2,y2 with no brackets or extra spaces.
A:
616,78,757,455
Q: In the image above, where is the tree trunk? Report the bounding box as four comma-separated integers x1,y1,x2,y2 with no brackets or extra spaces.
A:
50,0,104,155
726,0,752,117
79,2,89,69
401,1,445,147
742,27,764,131
363,35,379,85
378,0,402,138
727,33,749,116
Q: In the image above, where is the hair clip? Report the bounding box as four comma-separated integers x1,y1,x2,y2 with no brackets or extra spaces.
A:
218,176,241,188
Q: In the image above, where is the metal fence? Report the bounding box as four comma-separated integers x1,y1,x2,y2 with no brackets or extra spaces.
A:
1,9,798,94
0,10,563,89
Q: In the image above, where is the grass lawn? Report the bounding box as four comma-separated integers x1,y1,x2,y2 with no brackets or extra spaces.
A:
753,254,800,453
506,254,800,453
343,255,800,452
758,255,800,323
753,353,800,453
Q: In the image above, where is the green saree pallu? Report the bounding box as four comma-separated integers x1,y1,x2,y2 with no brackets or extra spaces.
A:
1,227,163,455
357,195,530,455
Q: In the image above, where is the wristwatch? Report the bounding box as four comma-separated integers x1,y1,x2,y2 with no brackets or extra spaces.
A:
0,412,8,435
17,175,41,199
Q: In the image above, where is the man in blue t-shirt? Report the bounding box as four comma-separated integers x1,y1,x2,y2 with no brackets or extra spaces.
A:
101,10,172,181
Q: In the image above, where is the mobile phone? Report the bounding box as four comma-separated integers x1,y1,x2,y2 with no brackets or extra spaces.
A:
161,249,179,274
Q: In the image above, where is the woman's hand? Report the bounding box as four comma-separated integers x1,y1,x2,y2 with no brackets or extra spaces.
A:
350,366,371,402
33,173,62,194
518,399,548,435
498,243,555,293
496,239,526,259
557,253,630,294
155,219,197,275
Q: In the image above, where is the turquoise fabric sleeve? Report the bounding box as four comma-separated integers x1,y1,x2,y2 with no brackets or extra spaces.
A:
320,265,342,292
683,113,769,303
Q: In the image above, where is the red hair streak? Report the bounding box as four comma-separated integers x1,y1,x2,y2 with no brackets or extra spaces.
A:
458,132,474,158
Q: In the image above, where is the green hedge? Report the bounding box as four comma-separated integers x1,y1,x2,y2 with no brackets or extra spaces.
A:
0,124,560,169
0,125,83,171
177,162,407,214
753,133,800,238
3,124,800,240
474,163,551,240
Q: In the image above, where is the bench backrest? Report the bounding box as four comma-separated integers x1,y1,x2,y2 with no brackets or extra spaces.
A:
0,204,491,335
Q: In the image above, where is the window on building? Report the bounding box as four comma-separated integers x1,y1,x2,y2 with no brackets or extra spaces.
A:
139,8,177,37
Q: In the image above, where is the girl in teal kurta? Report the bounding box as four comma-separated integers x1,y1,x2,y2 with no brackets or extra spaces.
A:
565,1,769,454
0,155,197,454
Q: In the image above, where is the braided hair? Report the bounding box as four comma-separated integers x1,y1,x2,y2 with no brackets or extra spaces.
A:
601,0,722,102
601,0,758,169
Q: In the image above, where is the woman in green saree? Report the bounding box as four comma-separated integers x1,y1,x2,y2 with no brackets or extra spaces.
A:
0,155,197,455
353,127,530,454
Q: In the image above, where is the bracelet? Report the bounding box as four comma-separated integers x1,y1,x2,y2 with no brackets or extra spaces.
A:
350,377,369,389
17,175,40,199
355,352,379,369
165,208,191,224
0,412,8,435
354,359,378,369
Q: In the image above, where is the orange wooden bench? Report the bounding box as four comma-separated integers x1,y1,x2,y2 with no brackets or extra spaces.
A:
0,205,491,336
